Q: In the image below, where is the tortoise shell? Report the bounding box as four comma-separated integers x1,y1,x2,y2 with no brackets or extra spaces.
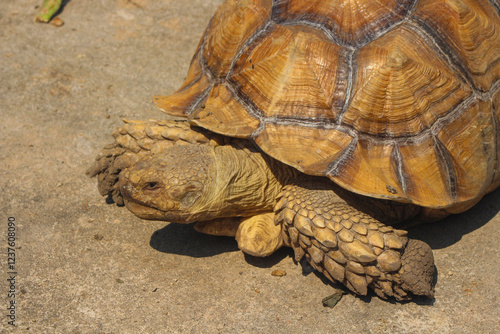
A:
154,0,500,210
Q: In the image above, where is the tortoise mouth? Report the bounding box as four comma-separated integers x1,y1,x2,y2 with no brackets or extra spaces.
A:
122,198,164,220
121,194,201,224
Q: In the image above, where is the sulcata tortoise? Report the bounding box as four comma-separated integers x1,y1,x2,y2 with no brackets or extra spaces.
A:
88,0,500,301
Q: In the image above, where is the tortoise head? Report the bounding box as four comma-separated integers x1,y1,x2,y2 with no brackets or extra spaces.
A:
118,144,216,223
118,140,287,224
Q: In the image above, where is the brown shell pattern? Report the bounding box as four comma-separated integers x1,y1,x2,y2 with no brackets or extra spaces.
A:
154,0,500,209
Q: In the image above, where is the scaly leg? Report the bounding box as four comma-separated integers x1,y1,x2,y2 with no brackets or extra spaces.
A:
274,178,434,300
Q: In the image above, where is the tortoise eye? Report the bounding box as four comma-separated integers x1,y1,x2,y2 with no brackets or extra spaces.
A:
144,182,160,190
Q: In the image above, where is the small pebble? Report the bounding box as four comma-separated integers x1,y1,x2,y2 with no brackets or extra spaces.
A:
50,17,64,27
271,269,287,277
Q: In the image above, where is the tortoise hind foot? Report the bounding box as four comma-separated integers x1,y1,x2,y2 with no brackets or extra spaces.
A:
87,119,223,205
274,179,435,300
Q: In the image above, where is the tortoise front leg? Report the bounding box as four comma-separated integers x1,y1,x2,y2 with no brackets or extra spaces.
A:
194,217,242,237
195,213,287,257
274,178,435,301
235,213,287,257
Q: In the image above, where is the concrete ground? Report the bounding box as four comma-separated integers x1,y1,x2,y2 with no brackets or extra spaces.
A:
0,0,499,333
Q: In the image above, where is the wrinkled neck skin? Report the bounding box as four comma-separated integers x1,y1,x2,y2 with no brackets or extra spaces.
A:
189,142,295,222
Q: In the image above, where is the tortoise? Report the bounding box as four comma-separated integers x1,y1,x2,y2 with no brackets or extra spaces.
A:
88,0,500,301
